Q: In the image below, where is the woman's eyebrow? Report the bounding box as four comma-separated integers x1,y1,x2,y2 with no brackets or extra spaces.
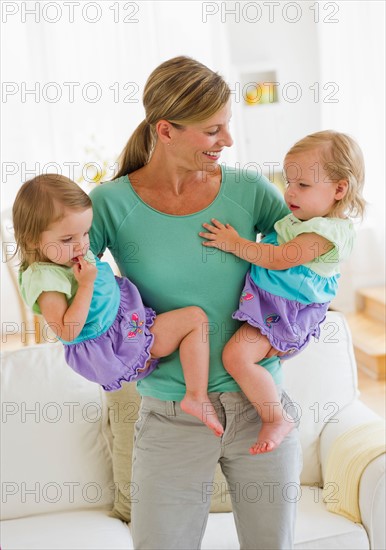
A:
202,116,232,129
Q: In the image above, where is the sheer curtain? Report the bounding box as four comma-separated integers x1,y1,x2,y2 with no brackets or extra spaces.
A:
1,1,235,329
1,3,159,207
1,2,237,206
318,0,385,310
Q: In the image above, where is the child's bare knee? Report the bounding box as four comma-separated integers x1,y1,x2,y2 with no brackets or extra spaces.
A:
189,306,207,321
222,343,239,375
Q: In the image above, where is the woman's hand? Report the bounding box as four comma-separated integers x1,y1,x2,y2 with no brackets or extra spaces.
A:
199,218,240,251
73,256,97,287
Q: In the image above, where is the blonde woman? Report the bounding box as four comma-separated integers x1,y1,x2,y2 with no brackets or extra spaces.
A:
90,56,301,550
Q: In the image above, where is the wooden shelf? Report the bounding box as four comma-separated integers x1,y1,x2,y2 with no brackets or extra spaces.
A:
346,286,386,380
356,286,386,324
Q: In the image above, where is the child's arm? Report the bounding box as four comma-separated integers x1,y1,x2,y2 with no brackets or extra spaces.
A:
37,257,97,341
200,218,334,270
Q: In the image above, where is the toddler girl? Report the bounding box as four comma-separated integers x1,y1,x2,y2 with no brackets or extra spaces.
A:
200,130,366,453
13,174,223,436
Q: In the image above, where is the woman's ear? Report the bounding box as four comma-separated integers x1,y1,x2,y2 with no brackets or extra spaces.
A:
335,179,349,200
155,120,174,145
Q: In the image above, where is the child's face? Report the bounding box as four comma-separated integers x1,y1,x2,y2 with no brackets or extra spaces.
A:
283,149,347,220
39,207,93,267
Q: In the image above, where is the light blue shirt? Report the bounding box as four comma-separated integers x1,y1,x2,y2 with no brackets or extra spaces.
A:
19,252,120,344
251,215,354,304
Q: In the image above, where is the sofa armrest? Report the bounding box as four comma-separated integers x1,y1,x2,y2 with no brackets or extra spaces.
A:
320,400,381,475
359,454,386,550
320,400,385,549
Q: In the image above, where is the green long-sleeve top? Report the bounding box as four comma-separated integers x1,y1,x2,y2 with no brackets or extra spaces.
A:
89,165,289,401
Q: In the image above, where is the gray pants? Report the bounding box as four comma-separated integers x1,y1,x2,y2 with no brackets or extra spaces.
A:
131,391,302,550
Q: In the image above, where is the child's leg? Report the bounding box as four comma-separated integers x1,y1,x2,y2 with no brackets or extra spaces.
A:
149,306,223,436
222,323,294,454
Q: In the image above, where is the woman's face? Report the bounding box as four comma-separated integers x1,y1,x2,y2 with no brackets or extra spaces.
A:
168,99,233,172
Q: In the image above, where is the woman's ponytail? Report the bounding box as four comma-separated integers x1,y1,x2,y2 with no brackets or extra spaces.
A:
114,120,154,179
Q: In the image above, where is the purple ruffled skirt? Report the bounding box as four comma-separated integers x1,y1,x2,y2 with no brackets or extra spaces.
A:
232,272,329,359
64,277,159,391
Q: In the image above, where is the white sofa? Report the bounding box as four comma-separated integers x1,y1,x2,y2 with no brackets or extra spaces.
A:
1,311,385,550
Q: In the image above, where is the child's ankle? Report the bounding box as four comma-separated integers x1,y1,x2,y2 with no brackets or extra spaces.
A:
258,402,286,424
184,390,209,403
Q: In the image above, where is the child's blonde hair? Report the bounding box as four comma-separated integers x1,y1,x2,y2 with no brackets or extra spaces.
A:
286,130,366,219
12,174,91,270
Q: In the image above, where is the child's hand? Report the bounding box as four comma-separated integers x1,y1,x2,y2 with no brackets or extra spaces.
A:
73,256,97,287
199,218,240,251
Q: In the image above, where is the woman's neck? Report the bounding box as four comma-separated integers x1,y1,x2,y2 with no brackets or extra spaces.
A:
126,155,222,216
132,157,220,196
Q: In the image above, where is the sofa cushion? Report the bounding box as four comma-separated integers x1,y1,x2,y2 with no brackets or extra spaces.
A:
1,343,114,520
292,488,369,549
106,382,232,523
282,312,358,485
0,510,132,550
201,489,369,550
105,382,138,522
0,491,370,550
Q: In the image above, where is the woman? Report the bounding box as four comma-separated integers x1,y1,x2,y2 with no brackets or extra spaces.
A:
89,56,302,550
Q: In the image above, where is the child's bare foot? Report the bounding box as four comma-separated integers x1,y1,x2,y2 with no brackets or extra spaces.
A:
180,395,224,437
249,418,295,454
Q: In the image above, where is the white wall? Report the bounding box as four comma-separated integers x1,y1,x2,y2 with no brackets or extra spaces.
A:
224,0,321,172
317,0,386,311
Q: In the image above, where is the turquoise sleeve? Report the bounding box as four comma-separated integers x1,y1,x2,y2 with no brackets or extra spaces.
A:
89,184,112,256
251,173,290,235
